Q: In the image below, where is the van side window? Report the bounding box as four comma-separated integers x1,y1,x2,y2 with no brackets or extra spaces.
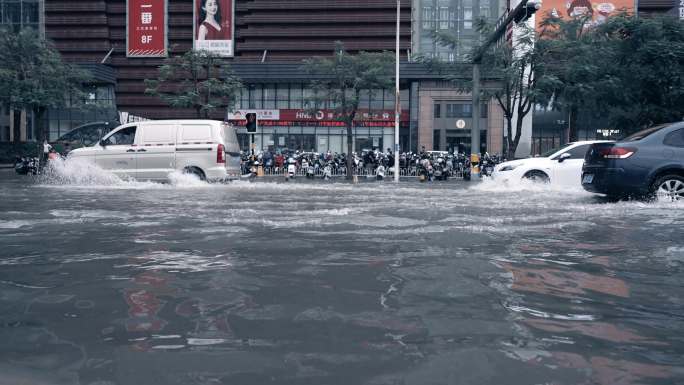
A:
103,126,137,146
663,128,684,148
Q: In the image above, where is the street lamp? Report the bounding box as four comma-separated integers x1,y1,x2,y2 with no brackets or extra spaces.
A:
470,0,541,178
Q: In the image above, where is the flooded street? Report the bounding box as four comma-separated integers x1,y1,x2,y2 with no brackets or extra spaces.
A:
1,164,683,385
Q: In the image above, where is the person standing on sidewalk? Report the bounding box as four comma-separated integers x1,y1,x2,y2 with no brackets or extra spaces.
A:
40,140,52,168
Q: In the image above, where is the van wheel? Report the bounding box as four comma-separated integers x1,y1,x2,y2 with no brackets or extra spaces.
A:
183,167,206,181
523,170,549,183
651,174,684,202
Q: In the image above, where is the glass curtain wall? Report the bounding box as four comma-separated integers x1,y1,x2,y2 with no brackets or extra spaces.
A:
413,0,504,61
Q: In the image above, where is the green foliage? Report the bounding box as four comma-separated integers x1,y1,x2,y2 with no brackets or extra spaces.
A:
535,14,684,138
145,50,243,119
0,27,90,139
302,42,394,124
301,42,394,176
424,20,539,158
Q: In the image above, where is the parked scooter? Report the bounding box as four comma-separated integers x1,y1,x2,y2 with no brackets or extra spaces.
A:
322,163,332,180
286,158,296,180
306,164,316,179
14,156,39,175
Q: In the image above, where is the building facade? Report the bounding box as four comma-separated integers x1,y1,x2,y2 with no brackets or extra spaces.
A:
2,0,506,155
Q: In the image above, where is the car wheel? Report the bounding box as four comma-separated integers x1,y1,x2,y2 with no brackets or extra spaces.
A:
651,174,684,202
523,170,550,184
183,167,206,181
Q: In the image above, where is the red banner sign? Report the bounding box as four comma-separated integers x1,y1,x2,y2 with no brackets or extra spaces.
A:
227,109,410,128
127,0,167,57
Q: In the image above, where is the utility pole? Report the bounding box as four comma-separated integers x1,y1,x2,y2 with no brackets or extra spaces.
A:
470,0,541,179
394,0,401,183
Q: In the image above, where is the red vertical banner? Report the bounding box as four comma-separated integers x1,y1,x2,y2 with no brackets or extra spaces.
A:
127,0,167,57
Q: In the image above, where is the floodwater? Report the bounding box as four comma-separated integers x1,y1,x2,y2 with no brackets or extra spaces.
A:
1,159,683,385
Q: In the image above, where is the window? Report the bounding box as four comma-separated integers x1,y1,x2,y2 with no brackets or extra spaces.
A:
276,84,289,109
103,126,136,146
251,86,262,109
370,89,383,110
463,7,473,30
446,103,472,118
664,128,684,147
434,103,441,118
623,124,668,141
422,6,433,30
1,0,40,32
565,144,591,159
480,103,488,118
263,84,276,109
303,88,315,109
480,0,491,19
290,85,303,109
439,7,450,30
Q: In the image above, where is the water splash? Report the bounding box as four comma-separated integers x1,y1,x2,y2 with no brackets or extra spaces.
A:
37,157,130,186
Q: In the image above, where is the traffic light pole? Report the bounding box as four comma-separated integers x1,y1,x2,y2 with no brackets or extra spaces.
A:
471,63,481,178
251,134,255,156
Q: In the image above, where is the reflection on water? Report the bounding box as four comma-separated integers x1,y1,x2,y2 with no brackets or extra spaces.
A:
0,165,683,384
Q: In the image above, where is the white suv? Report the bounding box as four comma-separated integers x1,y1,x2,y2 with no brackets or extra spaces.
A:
492,140,613,186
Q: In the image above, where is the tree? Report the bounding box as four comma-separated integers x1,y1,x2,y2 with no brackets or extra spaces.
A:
0,27,90,141
591,15,684,133
301,42,394,179
426,21,540,159
534,15,613,142
145,50,243,119
535,14,684,139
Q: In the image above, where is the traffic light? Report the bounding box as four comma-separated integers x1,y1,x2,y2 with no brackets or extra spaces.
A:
245,112,257,133
513,0,542,23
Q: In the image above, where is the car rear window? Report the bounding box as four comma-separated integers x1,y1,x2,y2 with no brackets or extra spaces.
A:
623,124,669,142
663,128,684,147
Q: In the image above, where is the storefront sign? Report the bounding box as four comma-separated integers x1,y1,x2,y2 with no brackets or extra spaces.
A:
194,0,234,57
227,109,409,123
227,110,280,120
127,0,167,57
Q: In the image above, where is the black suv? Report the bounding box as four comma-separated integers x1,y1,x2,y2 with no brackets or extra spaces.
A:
582,122,684,201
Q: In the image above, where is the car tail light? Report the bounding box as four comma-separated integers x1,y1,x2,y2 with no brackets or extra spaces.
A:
599,146,637,159
217,144,225,164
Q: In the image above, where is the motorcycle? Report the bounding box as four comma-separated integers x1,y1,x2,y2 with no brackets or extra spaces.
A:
14,156,39,175
306,164,316,179
286,159,296,180
322,164,332,180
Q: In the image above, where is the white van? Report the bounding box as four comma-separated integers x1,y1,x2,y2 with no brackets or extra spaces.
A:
68,120,241,181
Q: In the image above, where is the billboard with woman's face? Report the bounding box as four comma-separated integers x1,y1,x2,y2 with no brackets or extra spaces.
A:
193,0,234,57
535,0,634,32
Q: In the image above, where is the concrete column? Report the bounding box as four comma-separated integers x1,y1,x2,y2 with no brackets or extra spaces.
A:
9,109,14,142
487,99,504,155
20,110,27,142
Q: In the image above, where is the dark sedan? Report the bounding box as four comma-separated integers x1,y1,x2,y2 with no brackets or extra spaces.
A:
582,122,684,201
